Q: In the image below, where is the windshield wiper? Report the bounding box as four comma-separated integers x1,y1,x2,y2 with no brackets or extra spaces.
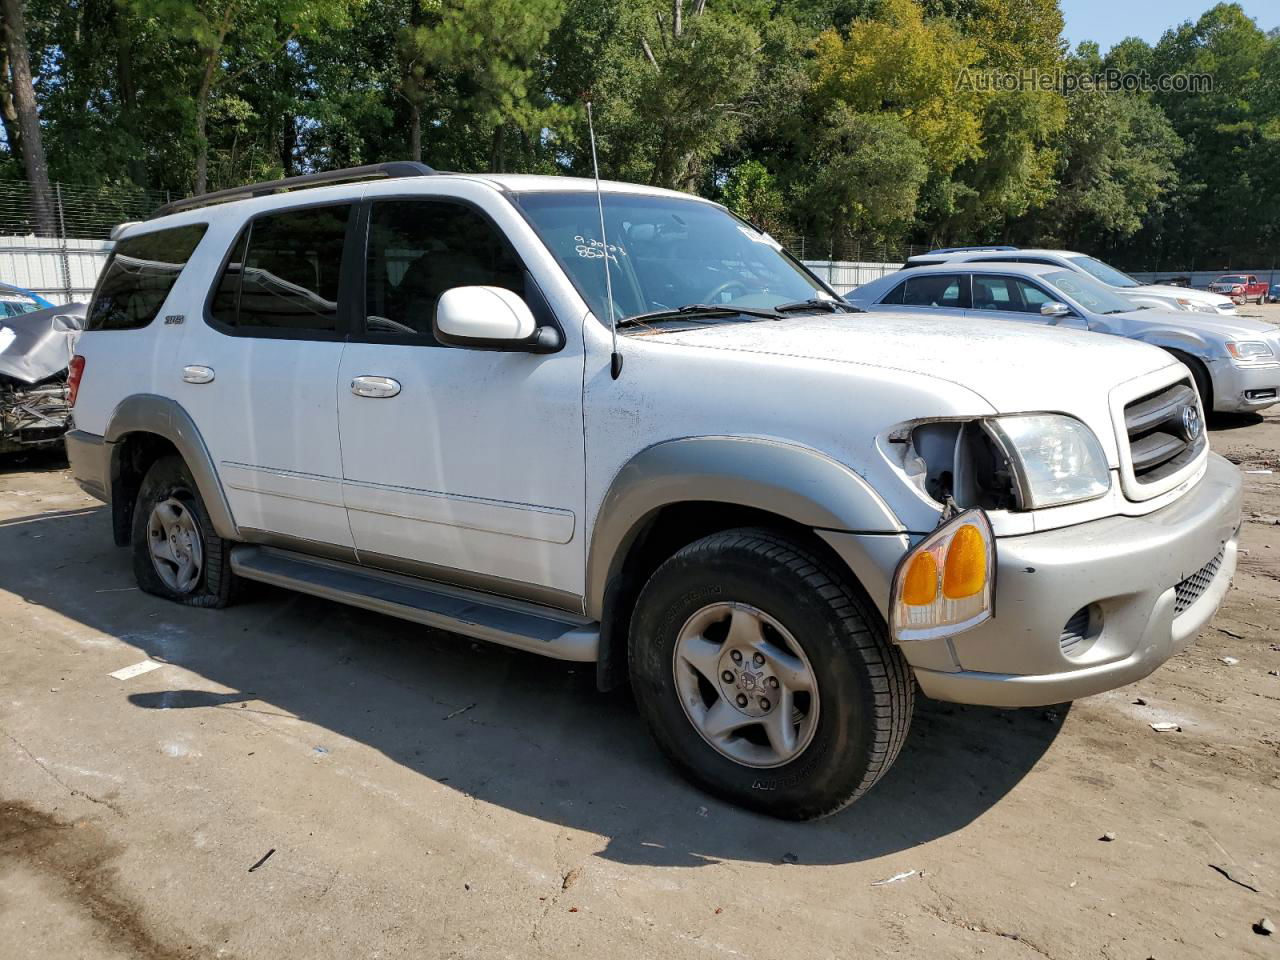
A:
618,303,783,327
774,297,864,314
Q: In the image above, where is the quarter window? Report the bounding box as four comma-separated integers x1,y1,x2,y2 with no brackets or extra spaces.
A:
87,224,208,331
363,200,524,343
209,204,351,333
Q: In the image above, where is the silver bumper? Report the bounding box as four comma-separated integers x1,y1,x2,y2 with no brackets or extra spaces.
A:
66,429,110,502
1206,358,1280,412
899,454,1240,707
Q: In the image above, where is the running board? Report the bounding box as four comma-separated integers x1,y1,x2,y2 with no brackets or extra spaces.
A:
229,545,599,662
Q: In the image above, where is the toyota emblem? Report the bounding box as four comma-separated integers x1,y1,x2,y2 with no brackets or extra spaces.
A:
1180,404,1202,442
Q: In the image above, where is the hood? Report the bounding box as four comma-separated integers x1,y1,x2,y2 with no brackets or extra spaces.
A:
1115,307,1278,342
641,310,1176,413
1132,284,1232,306
0,303,86,384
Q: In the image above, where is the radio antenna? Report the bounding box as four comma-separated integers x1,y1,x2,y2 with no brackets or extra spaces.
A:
586,101,622,380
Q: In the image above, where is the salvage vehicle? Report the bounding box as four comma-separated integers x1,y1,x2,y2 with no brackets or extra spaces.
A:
848,263,1280,413
1269,283,1280,304
0,281,54,317
67,164,1242,819
905,247,1237,315
1209,274,1268,305
0,302,85,454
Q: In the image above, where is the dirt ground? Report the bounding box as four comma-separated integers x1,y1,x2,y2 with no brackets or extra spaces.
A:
2,311,1279,959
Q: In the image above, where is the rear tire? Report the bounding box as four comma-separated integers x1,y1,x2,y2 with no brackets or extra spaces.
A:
628,528,913,820
131,455,237,608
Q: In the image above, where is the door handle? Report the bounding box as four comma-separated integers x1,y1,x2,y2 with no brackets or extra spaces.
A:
350,375,401,399
182,365,215,384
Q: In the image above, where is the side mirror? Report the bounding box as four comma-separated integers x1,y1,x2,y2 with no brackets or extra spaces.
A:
434,286,561,352
1040,301,1072,319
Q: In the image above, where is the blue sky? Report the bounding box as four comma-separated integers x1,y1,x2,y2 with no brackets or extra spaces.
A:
1061,0,1277,54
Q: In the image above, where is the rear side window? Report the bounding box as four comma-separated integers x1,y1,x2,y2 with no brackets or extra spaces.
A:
86,224,208,331
209,204,351,333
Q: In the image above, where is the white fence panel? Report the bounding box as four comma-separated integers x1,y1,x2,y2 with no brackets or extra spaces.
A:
803,260,902,293
0,236,113,304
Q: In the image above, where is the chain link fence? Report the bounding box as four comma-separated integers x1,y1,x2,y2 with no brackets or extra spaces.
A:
0,179,172,303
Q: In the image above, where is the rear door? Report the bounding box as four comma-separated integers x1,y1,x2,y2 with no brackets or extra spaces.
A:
175,201,355,548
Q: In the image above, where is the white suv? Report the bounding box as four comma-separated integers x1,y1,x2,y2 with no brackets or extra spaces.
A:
67,164,1242,819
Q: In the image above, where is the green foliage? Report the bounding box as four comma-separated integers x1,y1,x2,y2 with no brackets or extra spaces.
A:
3,0,1277,265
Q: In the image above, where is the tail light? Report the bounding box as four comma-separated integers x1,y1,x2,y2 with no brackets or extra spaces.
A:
67,355,86,407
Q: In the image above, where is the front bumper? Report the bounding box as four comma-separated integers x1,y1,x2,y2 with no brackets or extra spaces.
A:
66,429,110,502
1206,358,1280,412
909,453,1241,707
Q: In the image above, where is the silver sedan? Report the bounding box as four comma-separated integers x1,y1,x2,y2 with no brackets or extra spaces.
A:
848,263,1280,413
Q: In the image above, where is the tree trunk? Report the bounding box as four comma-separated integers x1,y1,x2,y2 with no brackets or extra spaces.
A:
193,49,217,195
0,46,21,161
410,102,421,162
280,111,298,176
0,0,55,237
112,6,146,187
489,123,505,173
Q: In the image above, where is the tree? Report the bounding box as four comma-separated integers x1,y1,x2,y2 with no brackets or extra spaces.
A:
125,0,354,195
0,0,54,235
722,159,786,234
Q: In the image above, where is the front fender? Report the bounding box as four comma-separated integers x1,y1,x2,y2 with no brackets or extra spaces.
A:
1127,328,1218,360
585,435,903,619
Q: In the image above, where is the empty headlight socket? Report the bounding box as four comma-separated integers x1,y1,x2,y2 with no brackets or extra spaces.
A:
896,420,1022,511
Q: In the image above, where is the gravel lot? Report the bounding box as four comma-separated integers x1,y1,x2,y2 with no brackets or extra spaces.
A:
3,310,1279,959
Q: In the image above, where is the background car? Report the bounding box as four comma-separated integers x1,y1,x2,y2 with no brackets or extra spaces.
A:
904,246,1237,316
849,262,1280,414
0,302,86,455
1209,274,1268,304
0,281,55,318
1269,283,1280,303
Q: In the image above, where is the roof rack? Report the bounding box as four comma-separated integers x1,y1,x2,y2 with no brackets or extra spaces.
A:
149,161,437,219
922,245,1019,255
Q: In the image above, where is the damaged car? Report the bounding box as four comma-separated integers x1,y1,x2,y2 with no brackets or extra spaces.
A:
0,302,86,454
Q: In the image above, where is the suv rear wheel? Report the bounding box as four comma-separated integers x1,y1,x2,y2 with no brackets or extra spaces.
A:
131,455,236,608
628,528,913,820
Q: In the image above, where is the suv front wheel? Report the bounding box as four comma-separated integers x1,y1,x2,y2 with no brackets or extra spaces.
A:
629,528,913,820
131,455,237,608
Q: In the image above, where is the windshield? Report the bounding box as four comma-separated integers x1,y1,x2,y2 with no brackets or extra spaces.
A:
514,191,827,323
1068,255,1140,288
1043,269,1138,314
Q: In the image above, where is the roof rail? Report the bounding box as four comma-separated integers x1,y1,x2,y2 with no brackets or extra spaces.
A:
149,161,437,219
922,245,1020,255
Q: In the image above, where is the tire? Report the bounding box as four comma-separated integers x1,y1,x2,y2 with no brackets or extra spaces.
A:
1170,350,1213,414
628,528,913,820
131,455,237,608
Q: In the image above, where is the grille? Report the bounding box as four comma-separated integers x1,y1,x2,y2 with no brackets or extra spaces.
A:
1059,607,1091,657
1123,380,1205,486
1173,548,1225,617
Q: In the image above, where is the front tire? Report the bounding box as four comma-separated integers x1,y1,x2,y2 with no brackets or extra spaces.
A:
628,529,913,820
131,455,237,608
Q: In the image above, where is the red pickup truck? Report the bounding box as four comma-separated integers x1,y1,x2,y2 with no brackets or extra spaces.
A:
1209,274,1268,304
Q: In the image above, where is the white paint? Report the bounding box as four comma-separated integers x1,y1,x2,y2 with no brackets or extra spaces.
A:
109,659,164,680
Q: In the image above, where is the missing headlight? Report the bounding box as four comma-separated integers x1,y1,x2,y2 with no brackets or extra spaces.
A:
901,420,1020,511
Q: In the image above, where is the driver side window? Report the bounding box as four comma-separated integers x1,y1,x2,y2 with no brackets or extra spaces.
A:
363,200,525,344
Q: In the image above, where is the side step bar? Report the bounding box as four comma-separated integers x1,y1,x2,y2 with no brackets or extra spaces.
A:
230,545,599,662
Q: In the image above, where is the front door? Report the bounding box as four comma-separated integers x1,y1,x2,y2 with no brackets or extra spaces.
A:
335,195,587,605
966,273,1084,329
176,202,354,548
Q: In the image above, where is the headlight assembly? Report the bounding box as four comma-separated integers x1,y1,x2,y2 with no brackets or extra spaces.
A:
986,414,1112,509
893,414,1111,511
1226,341,1275,362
